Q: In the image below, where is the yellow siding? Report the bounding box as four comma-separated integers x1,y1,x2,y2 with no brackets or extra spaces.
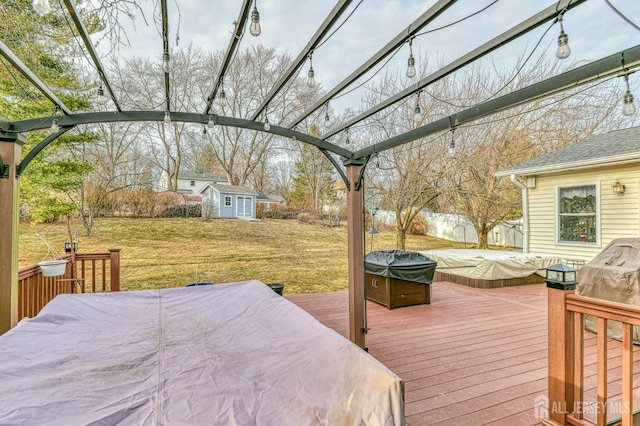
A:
527,163,640,262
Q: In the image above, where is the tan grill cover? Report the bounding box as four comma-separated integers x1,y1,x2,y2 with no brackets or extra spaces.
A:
577,238,640,342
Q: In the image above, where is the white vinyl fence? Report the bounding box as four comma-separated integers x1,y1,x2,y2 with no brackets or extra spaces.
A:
374,210,523,249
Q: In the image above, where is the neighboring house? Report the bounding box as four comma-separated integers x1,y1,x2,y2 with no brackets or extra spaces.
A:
200,184,258,219
496,126,640,262
168,171,229,195
256,193,286,210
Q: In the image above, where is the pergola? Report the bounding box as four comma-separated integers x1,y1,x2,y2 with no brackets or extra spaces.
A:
1,0,639,345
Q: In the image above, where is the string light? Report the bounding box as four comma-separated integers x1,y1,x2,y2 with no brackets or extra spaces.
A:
207,115,214,128
263,105,270,131
414,91,422,123
50,118,59,134
448,127,456,155
622,72,636,116
32,0,51,16
556,11,571,60
324,102,330,124
164,111,171,123
345,128,350,145
250,0,261,37
97,83,107,106
220,78,226,102
162,52,170,73
202,127,207,139
307,52,316,87
406,38,416,78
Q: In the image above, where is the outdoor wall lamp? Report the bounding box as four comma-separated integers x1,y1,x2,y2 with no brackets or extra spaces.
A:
545,263,577,290
612,181,626,194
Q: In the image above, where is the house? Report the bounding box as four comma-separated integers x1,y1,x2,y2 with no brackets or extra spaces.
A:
496,126,640,262
172,171,229,196
200,184,258,219
256,193,286,210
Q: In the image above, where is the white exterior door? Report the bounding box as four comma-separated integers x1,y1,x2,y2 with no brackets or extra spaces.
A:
236,196,252,218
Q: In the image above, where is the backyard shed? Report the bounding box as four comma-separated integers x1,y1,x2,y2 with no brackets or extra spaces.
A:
200,184,258,219
496,126,640,263
365,250,437,309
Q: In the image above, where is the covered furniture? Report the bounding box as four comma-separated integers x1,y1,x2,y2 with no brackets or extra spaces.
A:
578,238,640,343
0,280,404,425
365,250,437,309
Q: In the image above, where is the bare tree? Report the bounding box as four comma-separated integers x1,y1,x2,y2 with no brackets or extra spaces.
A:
203,45,318,186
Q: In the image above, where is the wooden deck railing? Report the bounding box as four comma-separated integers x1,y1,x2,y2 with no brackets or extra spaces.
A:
18,248,121,320
545,285,639,426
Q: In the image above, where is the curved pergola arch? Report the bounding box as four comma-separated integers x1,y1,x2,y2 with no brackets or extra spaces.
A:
8,111,354,179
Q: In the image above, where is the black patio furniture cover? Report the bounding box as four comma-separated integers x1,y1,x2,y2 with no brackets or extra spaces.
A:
365,250,437,284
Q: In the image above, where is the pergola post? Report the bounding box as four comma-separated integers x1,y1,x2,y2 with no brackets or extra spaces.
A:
0,132,25,335
345,159,366,349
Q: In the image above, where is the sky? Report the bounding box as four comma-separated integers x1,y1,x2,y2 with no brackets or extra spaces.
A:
92,0,640,120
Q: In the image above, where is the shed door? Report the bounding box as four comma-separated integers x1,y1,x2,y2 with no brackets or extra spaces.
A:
237,196,252,218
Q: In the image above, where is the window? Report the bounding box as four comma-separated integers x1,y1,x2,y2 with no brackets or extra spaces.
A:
224,195,232,207
190,180,195,187
558,184,597,244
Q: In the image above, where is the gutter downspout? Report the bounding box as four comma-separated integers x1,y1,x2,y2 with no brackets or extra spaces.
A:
510,174,529,253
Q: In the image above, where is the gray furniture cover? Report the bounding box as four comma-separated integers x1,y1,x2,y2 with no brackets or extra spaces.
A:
578,238,640,342
365,250,437,284
0,280,404,425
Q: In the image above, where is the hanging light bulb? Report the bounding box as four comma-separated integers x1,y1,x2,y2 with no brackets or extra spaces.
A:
324,102,330,124
162,52,170,73
202,127,208,139
249,1,261,37
264,117,270,131
97,83,107,106
50,118,59,134
307,67,316,88
406,39,416,78
622,73,636,116
413,91,422,123
32,0,51,16
307,52,316,87
207,115,215,128
219,78,226,102
164,111,171,123
448,128,456,155
556,13,571,60
345,129,350,145
414,104,422,123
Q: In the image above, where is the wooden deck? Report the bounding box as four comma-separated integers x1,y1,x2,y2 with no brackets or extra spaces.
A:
287,281,640,426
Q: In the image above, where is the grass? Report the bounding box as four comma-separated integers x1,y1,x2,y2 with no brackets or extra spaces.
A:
19,217,467,294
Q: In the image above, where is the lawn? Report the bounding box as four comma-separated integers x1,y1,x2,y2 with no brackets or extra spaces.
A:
19,217,467,294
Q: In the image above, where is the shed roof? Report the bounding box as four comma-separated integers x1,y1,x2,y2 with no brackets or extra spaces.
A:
200,184,258,196
496,126,640,177
179,171,228,182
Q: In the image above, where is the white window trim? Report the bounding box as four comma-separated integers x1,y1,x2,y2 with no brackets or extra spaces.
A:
224,195,232,207
555,182,600,246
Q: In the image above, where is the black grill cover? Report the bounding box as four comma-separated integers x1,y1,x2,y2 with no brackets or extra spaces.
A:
365,250,437,285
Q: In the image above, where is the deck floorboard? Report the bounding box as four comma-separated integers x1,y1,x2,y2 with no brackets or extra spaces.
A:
287,281,640,426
